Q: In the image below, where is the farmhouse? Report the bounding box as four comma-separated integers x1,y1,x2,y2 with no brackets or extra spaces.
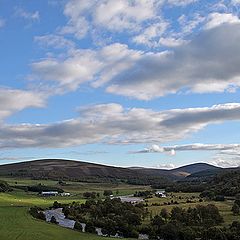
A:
60,192,71,196
155,190,167,198
41,191,58,196
117,196,144,204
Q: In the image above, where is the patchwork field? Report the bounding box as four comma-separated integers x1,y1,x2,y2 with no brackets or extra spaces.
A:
0,177,148,240
0,177,238,239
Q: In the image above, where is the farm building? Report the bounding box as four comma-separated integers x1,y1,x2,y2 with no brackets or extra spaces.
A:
41,191,58,196
155,190,167,198
60,192,71,196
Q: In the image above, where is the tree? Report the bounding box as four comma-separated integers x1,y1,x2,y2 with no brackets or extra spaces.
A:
160,208,169,221
53,201,61,209
50,216,58,224
74,221,83,231
232,203,240,215
85,221,96,234
202,227,226,240
103,190,113,196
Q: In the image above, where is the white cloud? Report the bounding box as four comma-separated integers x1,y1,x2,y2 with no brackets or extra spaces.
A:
133,22,169,47
34,34,75,50
31,43,142,91
205,12,240,29
159,37,187,47
153,163,176,169
1,102,240,149
231,0,240,5
15,7,40,21
61,0,163,39
210,156,240,168
0,88,46,121
106,23,240,99
178,13,205,34
135,143,240,154
167,0,198,6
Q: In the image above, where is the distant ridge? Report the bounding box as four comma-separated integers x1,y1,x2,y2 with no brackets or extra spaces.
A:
130,162,221,180
0,159,222,182
0,159,139,182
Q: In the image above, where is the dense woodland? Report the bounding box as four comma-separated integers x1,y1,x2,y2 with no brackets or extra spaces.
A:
28,198,240,240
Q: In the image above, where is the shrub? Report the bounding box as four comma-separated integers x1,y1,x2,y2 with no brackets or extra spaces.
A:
50,216,58,224
74,221,83,231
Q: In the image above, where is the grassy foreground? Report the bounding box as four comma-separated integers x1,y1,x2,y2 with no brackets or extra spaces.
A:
0,206,119,240
0,178,143,240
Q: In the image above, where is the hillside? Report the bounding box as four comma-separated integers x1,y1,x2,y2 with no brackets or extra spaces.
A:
0,159,137,181
0,159,169,185
131,163,221,180
0,159,223,184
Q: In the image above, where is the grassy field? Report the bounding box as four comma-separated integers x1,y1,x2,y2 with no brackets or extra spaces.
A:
0,177,238,239
0,206,119,240
0,177,147,240
146,192,239,226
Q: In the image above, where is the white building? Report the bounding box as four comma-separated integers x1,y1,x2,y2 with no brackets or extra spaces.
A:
60,192,71,196
41,191,58,196
155,190,167,198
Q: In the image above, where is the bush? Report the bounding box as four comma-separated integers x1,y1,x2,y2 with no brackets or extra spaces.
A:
85,222,96,234
29,206,46,220
0,180,11,192
83,192,97,199
232,203,240,215
50,216,58,224
103,190,113,196
27,184,63,193
74,221,83,231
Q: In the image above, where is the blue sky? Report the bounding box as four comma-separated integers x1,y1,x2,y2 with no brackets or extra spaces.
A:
1,0,240,168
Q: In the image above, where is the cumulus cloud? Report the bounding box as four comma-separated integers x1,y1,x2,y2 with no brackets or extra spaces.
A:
133,21,169,47
0,88,46,121
231,0,240,5
205,12,240,29
159,37,187,47
32,23,240,100
61,0,163,39
31,43,142,91
106,23,240,99
1,102,240,149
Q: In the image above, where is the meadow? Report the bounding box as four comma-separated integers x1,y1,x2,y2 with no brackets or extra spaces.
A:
0,177,147,240
0,177,238,240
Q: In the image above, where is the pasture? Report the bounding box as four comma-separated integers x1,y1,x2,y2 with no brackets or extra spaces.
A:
0,177,238,239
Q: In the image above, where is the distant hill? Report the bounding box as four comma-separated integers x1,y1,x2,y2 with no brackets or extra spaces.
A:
131,163,221,180
0,159,168,185
0,159,223,183
0,159,137,181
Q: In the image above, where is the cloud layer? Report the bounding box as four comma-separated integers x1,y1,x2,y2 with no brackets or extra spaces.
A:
1,102,240,149
31,23,240,100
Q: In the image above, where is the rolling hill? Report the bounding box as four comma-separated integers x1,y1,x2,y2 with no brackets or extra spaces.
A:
130,162,221,180
0,159,140,182
0,159,223,183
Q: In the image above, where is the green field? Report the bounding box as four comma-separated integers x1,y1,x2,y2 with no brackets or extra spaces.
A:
0,177,238,239
146,192,239,226
0,177,147,240
0,206,120,240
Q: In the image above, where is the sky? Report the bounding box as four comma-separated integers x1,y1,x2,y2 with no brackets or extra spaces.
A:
1,0,240,168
